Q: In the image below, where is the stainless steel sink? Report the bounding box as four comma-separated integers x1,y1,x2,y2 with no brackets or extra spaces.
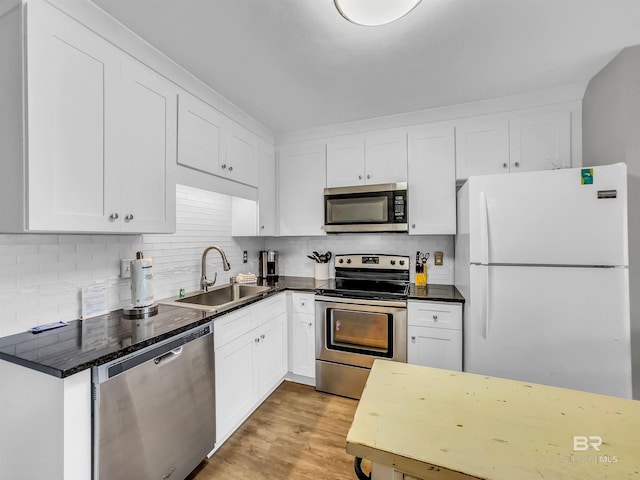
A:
160,284,272,312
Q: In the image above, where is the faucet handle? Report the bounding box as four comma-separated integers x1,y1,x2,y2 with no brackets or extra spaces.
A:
201,272,217,291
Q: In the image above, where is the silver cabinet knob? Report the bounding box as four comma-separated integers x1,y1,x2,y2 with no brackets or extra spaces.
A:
228,166,233,172
221,164,227,169
366,174,371,179
411,336,416,342
125,214,134,221
109,213,119,220
433,314,438,321
308,322,312,327
261,334,265,339
255,337,260,343
260,225,265,229
514,162,520,168
412,224,416,229
502,163,508,168
358,175,362,180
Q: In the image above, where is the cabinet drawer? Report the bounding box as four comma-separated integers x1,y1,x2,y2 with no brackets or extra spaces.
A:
407,301,462,330
214,307,258,350
291,292,315,314
258,292,286,324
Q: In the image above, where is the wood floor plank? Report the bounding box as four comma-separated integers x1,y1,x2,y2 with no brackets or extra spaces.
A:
186,381,363,480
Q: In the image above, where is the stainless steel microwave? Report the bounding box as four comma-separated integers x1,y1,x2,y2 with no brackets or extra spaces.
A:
323,182,408,233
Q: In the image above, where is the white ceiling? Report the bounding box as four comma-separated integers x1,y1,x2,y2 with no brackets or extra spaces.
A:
92,0,640,135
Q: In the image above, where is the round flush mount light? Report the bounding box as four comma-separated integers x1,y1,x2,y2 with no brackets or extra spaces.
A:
334,0,422,26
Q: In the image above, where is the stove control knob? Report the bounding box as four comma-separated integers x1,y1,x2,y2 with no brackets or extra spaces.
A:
399,260,405,266
390,260,396,265
338,258,344,264
346,259,352,264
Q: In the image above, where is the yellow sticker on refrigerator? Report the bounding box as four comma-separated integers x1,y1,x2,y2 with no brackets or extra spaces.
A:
581,168,594,185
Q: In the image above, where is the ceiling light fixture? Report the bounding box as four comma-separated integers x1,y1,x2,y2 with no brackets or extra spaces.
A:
334,0,422,26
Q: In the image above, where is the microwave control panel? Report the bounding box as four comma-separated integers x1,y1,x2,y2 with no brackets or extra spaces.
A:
394,194,406,220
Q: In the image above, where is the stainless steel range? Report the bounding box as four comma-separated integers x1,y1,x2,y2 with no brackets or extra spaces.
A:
315,254,409,399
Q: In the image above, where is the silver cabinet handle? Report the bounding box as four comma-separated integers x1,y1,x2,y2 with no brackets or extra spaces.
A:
261,334,265,339
228,166,233,172
514,162,520,168
502,163,508,168
221,164,227,169
125,214,134,221
109,213,119,220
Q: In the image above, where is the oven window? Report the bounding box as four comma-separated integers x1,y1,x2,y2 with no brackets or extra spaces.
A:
327,308,393,357
326,196,389,224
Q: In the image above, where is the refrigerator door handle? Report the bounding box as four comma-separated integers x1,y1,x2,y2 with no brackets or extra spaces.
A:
479,191,489,265
483,266,490,338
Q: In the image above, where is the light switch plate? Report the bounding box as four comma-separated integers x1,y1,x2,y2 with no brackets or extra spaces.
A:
120,259,131,279
434,251,444,266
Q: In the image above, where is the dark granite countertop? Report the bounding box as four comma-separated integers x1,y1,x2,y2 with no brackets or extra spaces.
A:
0,276,323,378
408,283,465,303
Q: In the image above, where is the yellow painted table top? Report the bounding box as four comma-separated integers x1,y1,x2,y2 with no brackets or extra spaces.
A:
346,360,640,480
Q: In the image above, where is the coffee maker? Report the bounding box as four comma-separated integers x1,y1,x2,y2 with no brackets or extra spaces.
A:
259,250,279,281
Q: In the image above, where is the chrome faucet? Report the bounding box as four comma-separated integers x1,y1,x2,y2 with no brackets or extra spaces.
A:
200,245,231,291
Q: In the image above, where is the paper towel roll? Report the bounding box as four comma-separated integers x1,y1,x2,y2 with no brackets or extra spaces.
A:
130,252,154,307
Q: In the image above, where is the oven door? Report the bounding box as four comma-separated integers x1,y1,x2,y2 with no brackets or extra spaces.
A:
315,296,407,368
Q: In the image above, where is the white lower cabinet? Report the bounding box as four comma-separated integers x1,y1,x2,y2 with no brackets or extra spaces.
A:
214,293,287,445
290,292,316,379
407,301,462,371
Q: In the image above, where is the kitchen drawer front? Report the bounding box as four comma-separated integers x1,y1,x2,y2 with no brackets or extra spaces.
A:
258,292,287,324
407,301,462,330
214,307,258,350
291,292,315,315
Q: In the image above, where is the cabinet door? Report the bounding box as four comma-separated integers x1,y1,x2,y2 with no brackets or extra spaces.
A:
119,59,177,233
408,125,456,235
224,124,259,187
326,134,365,187
278,142,326,236
26,0,120,232
215,333,258,442
177,91,224,176
292,313,316,378
365,130,407,184
509,112,571,173
407,325,462,371
455,118,509,180
258,142,277,236
257,315,287,396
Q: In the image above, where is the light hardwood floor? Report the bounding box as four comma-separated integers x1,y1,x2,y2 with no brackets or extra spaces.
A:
187,381,363,480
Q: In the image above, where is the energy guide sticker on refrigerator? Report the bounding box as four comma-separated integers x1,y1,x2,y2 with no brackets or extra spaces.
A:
455,163,631,398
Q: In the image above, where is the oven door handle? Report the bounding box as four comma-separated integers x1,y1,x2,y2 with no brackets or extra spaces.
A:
315,295,407,309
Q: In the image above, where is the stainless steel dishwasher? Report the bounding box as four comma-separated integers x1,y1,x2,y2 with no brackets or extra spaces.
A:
92,323,215,480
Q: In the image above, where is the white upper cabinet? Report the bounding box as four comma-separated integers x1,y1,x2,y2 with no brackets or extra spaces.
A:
1,0,177,233
26,0,122,232
118,58,177,233
258,141,277,236
224,124,259,187
455,118,510,180
177,91,259,187
364,129,408,184
408,125,456,235
278,142,326,236
177,90,224,175
326,134,365,187
509,111,571,173
326,130,407,188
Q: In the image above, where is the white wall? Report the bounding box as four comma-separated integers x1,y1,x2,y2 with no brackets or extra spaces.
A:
266,235,454,284
0,185,264,337
583,44,640,400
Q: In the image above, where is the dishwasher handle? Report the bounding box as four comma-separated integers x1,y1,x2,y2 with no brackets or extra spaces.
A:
153,346,183,366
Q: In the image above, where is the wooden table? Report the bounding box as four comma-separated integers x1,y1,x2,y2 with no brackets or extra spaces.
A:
346,360,640,480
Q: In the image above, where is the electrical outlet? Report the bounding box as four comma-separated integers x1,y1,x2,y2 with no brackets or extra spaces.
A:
120,259,131,279
243,251,248,263
434,251,444,266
